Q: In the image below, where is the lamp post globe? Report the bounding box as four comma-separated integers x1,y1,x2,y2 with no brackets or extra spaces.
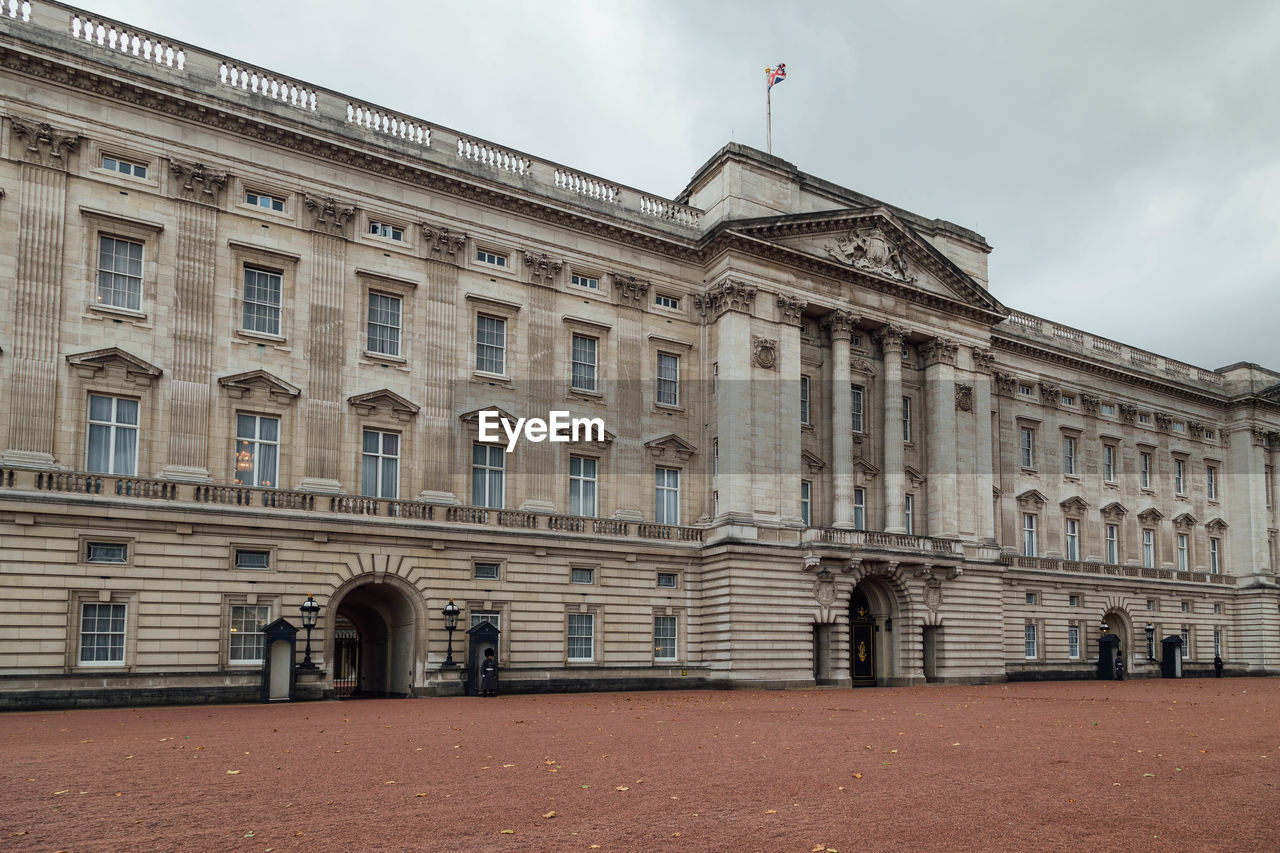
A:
299,594,320,666
442,599,460,668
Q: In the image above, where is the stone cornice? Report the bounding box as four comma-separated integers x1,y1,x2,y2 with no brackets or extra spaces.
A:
991,334,1227,408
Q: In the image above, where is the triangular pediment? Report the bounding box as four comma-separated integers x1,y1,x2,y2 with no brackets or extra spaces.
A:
1205,517,1228,532
1016,488,1046,509
459,406,521,425
1172,512,1197,529
66,347,162,385
644,433,697,460
801,450,826,473
1060,496,1089,514
905,465,926,487
1100,501,1128,520
1137,507,1165,525
217,369,299,402
348,389,420,421
723,208,1004,314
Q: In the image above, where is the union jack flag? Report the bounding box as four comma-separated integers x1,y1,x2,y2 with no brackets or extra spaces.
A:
766,63,786,90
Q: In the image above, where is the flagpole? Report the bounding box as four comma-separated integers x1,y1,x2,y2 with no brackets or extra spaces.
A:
766,84,772,155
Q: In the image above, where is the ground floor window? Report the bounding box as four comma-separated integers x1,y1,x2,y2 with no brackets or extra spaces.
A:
1024,623,1038,659
654,615,677,661
79,602,126,665
568,613,594,661
229,604,271,664
1067,624,1080,659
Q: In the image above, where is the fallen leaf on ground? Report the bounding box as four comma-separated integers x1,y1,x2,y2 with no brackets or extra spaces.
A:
226,770,241,775
615,786,629,791
543,811,556,818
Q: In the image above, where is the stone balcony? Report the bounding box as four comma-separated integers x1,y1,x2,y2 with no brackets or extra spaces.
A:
0,467,704,545
1000,553,1236,586
802,527,965,567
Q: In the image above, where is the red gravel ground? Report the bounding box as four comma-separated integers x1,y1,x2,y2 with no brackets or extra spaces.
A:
2,679,1277,852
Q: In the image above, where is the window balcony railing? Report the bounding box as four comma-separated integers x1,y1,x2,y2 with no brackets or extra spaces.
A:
3,467,703,544
999,553,1235,586
811,527,962,556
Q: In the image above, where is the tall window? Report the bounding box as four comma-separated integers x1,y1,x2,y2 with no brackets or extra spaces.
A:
654,615,677,661
1064,518,1080,561
1141,529,1155,568
367,292,402,356
1068,624,1081,659
800,480,811,527
569,455,598,517
1140,452,1152,489
712,438,719,476
571,334,598,392
1206,465,1218,501
656,353,680,406
1174,459,1186,494
242,266,282,336
96,235,143,311
567,613,594,661
851,386,865,433
234,414,279,488
1176,533,1189,571
655,467,680,525
1213,629,1222,658
1024,623,1038,659
799,376,811,425
1063,436,1077,476
475,315,506,374
1022,513,1038,557
902,493,914,535
902,397,912,442
1105,524,1119,564
361,429,400,498
79,602,126,665
1102,445,1116,482
1209,537,1221,574
1020,428,1035,468
229,604,271,664
86,394,139,475
853,487,866,531
472,443,505,508
1180,627,1190,660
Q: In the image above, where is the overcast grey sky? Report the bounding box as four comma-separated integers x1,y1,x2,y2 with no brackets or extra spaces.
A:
84,0,1280,372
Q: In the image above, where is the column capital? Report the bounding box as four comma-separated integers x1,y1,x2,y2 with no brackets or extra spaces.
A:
168,159,228,206
821,308,859,341
421,221,468,263
10,116,80,171
302,192,358,238
992,370,1019,398
775,294,808,327
523,250,564,286
873,323,909,352
695,279,757,320
612,273,651,308
970,346,996,370
921,337,959,367
1038,381,1062,406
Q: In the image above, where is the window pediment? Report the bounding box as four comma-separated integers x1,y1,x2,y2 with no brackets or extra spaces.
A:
802,450,826,474
1060,496,1089,515
1172,512,1197,530
348,389,420,421
1016,489,1046,510
1099,501,1128,520
645,433,697,460
218,369,300,404
1137,507,1165,525
66,347,162,386
1205,517,1229,533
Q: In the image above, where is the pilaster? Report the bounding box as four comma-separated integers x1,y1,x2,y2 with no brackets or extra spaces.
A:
876,324,908,533
696,280,758,522
2,118,79,468
971,347,996,543
416,224,467,504
823,309,859,527
922,338,959,539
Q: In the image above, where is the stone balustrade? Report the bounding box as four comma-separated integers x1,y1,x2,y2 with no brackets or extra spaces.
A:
3,466,703,544
813,527,962,556
1000,553,1235,585
998,310,1224,388
10,1,705,234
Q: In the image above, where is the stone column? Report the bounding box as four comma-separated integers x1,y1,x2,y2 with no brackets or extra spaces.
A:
611,274,651,520
2,119,80,469
823,309,859,527
162,161,228,481
518,252,563,513
298,194,356,493
417,224,467,504
922,338,959,539
695,280,758,522
1224,425,1271,575
971,348,997,543
876,325,908,533
775,295,807,524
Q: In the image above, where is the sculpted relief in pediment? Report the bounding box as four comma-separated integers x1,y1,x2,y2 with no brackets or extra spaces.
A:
823,226,917,284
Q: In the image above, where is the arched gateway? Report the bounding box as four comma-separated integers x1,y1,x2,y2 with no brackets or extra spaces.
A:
325,576,424,698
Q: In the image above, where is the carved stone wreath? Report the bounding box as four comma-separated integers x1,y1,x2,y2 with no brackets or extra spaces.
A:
752,336,778,369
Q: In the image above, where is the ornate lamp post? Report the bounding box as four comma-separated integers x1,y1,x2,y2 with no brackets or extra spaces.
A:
299,594,320,668
1144,622,1156,660
442,600,460,668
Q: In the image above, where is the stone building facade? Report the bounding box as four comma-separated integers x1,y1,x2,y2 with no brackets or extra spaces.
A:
1,2,1277,708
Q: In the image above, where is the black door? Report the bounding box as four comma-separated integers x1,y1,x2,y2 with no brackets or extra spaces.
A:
850,590,876,686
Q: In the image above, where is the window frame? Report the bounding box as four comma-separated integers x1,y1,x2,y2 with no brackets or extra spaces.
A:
1206,464,1219,502
360,427,401,499
234,412,281,489
800,479,812,527
570,333,600,393
78,600,129,667
799,375,811,426
1104,524,1119,565
1174,457,1187,495
1062,434,1077,477
1102,443,1117,483
1024,622,1038,660
904,493,915,535
1141,528,1156,568
244,188,287,212
475,313,509,377
570,272,600,291
85,393,140,476
569,454,599,517
228,602,273,666
94,233,145,313
1022,512,1038,557
656,571,680,589
1068,623,1081,660
365,289,404,359
473,561,502,581
1020,426,1036,470
653,614,678,662
656,351,681,408
902,396,912,443
655,466,680,525
475,247,509,268
851,385,865,434
1140,451,1153,490
567,610,595,662
1064,518,1080,561
853,487,866,531
241,263,285,338
471,442,506,509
